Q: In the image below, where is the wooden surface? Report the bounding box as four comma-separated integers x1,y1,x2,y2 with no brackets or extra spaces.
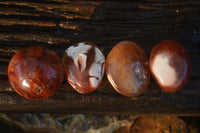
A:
0,0,200,115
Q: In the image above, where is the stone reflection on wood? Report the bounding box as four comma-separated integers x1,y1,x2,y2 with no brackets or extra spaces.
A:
62,42,105,93
8,46,65,100
106,41,150,97
149,40,191,92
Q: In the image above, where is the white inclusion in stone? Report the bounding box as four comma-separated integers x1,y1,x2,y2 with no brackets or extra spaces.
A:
152,53,177,87
89,47,105,88
66,42,92,72
22,79,30,88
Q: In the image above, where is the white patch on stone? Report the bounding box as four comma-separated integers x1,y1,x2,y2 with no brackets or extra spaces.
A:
74,54,87,72
22,79,30,88
89,47,105,88
131,62,147,91
66,42,92,72
152,53,177,87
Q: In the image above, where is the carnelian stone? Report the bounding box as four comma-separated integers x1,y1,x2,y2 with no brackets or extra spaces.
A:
62,42,105,93
8,46,64,100
105,41,150,97
149,40,191,92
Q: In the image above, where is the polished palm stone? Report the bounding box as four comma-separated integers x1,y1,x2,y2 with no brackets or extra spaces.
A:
149,40,191,92
105,41,150,97
62,42,105,93
8,46,65,100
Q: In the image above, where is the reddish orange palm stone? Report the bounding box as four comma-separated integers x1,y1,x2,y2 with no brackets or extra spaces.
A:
8,46,64,100
149,40,191,92
106,41,150,97
62,42,105,93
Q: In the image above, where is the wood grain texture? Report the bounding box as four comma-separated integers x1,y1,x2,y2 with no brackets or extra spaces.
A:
0,0,200,115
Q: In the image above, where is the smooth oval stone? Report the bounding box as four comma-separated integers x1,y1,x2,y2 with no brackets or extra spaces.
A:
8,46,64,100
149,40,191,92
105,41,150,97
62,42,105,93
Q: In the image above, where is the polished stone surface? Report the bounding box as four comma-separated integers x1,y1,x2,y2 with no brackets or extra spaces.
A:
62,42,105,93
106,41,150,97
149,40,191,92
8,46,64,100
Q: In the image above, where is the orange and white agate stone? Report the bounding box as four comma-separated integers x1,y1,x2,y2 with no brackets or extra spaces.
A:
106,41,150,97
62,42,105,93
149,40,191,92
